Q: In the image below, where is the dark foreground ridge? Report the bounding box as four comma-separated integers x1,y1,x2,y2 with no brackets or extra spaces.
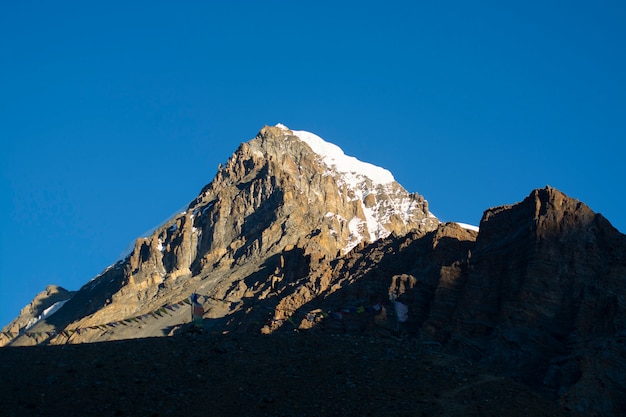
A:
0,332,571,417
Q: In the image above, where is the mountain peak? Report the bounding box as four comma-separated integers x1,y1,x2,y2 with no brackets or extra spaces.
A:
258,125,435,250
3,124,438,348
4,121,626,415
274,123,395,186
0,124,439,346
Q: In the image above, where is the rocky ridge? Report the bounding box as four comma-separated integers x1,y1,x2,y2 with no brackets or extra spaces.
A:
2,285,75,335
306,187,625,416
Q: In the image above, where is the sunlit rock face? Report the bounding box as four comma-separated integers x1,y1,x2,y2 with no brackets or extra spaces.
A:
4,124,436,346
186,124,437,273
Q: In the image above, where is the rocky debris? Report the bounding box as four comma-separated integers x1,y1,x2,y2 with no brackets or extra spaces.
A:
0,332,572,417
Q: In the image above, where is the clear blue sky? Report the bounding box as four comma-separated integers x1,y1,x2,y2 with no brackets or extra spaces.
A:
1,1,625,328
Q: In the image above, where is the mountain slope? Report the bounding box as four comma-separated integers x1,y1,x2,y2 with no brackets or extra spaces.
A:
0,332,572,417
275,186,625,416
2,124,438,345
3,126,625,416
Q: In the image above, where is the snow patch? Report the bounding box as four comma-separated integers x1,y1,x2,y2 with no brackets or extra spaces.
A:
346,217,366,252
277,124,395,186
455,222,480,232
25,299,70,330
277,123,440,254
88,264,115,283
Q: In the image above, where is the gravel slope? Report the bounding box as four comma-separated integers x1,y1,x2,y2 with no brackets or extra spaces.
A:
0,331,572,417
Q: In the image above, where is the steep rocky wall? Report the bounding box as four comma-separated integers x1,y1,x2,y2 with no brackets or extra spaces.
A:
422,187,626,416
263,186,626,416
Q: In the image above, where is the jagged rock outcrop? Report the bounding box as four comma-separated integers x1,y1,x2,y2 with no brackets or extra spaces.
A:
1,285,74,341
186,124,436,274
430,186,626,416
274,186,625,417
265,222,477,334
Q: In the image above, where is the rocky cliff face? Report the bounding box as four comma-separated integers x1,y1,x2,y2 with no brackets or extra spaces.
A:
274,186,624,417
431,187,626,416
3,125,625,416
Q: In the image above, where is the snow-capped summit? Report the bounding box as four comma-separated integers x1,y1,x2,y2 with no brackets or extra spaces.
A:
272,124,437,251
276,123,395,186
3,124,438,346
